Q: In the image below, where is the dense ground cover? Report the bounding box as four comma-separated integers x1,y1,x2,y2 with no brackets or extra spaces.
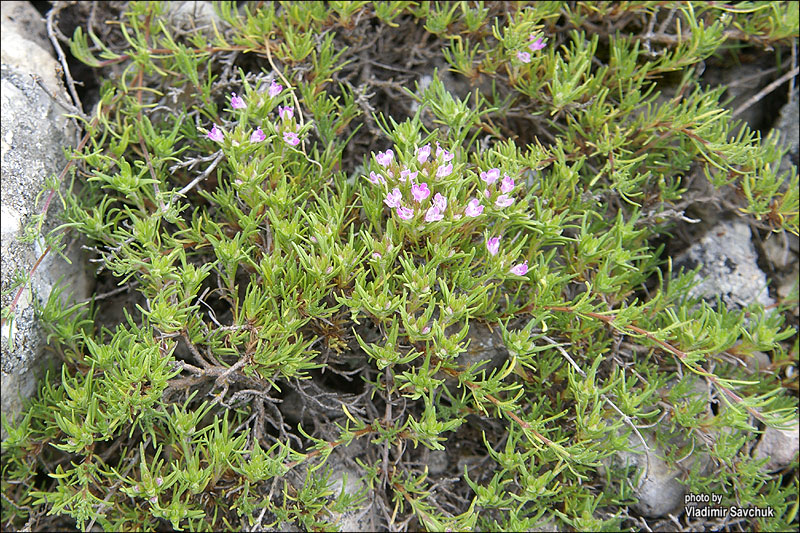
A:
2,2,798,531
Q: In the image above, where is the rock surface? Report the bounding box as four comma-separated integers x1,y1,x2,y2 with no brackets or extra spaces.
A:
753,422,800,472
600,377,712,518
1,1,90,437
674,218,773,311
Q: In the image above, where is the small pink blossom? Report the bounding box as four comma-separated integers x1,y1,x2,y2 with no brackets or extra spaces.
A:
416,144,431,164
465,198,484,217
486,236,501,256
230,92,246,109
517,51,531,63
149,496,158,505
483,189,491,199
372,252,382,259
368,171,386,185
278,105,294,121
376,149,394,167
425,205,443,222
432,193,447,211
385,188,402,208
421,326,431,334
207,125,224,142
155,477,164,487
495,194,515,208
250,127,266,143
510,260,529,276
529,36,546,51
436,144,454,162
500,174,515,193
283,131,300,146
436,163,453,178
480,168,500,185
396,205,414,220
411,183,430,203
269,80,283,97
400,169,418,183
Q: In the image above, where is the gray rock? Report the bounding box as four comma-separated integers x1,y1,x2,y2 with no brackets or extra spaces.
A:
602,434,694,518
165,1,226,38
427,449,449,476
761,232,799,270
600,378,711,518
1,1,90,438
275,439,376,532
457,321,508,375
674,219,773,311
773,90,799,185
753,423,800,472
0,1,49,52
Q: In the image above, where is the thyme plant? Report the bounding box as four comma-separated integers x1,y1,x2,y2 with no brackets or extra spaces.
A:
2,1,798,531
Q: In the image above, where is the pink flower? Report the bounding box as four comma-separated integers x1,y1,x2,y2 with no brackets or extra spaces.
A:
283,131,300,146
436,144,454,162
376,149,394,167
422,326,431,334
250,127,266,143
510,260,529,276
207,124,224,142
372,252,382,259
396,205,414,220
278,105,294,121
483,189,491,199
368,171,386,185
231,92,246,109
384,188,402,208
529,36,546,51
517,51,531,63
495,194,514,208
500,174,515,193
436,163,453,178
465,198,483,217
269,80,283,97
480,168,500,185
486,236,501,256
432,193,447,211
417,144,431,164
425,205,443,222
411,183,430,203
400,169,418,183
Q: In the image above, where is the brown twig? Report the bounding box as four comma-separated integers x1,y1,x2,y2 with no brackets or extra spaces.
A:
731,66,800,119
46,3,84,116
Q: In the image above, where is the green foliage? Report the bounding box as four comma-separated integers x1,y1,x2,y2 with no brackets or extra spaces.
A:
2,1,798,532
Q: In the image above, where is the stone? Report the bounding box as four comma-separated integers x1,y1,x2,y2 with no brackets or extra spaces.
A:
753,423,800,472
165,1,226,38
674,219,773,312
457,321,509,375
273,439,377,532
427,449,449,476
600,377,712,518
1,1,91,438
773,90,799,186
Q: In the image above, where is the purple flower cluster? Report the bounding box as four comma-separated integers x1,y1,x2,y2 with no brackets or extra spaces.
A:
364,142,463,222
363,144,528,276
206,82,302,147
517,34,547,64
479,167,517,208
